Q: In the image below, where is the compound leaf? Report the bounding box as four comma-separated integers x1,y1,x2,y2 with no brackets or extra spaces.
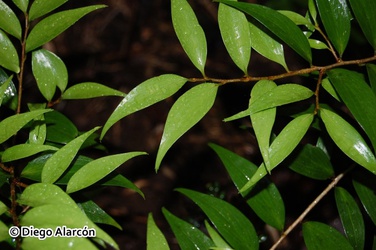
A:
0,0,22,39
62,82,125,100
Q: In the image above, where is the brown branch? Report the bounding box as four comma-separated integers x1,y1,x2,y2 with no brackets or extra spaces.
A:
314,69,326,114
315,26,339,62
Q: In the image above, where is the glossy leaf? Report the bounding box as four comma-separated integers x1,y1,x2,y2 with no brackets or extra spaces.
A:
12,0,29,12
348,0,376,50
66,152,146,193
26,5,106,52
218,0,312,63
308,0,317,24
22,236,97,250
320,108,376,174
205,221,232,249
366,64,376,95
155,83,218,171
210,143,285,231
316,0,351,57
353,175,376,226
101,74,186,140
309,39,329,50
335,187,365,250
303,221,353,250
2,144,57,162
278,10,312,26
0,109,52,144
0,29,20,73
62,82,125,99
241,113,314,192
177,188,258,250
162,208,214,250
288,144,334,180
218,1,251,74
147,213,169,250
45,111,78,144
171,0,207,75
0,68,17,107
321,78,340,101
78,200,121,230
29,0,68,20
28,103,47,145
41,127,100,184
0,75,12,107
32,49,68,101
0,0,22,39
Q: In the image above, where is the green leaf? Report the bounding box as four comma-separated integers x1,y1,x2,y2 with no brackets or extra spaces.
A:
0,200,7,215
316,0,351,57
288,144,334,180
0,220,9,242
1,144,57,162
320,108,376,174
28,103,47,145
0,29,20,73
62,82,125,99
29,0,68,20
0,109,52,144
278,10,313,26
308,0,317,24
26,5,106,52
218,1,251,74
209,143,285,231
66,152,146,193
147,213,170,250
171,0,207,75
0,75,12,107
303,221,354,250
366,64,376,95
335,187,365,250
0,0,22,39
308,39,329,50
41,127,100,184
101,74,186,140
32,49,68,101
45,111,79,144
12,0,29,12
0,68,16,105
22,236,97,250
218,0,312,63
205,221,232,249
241,113,314,192
155,83,218,171
177,189,258,250
102,174,144,198
348,0,376,50
163,208,214,250
353,174,376,226
321,78,340,101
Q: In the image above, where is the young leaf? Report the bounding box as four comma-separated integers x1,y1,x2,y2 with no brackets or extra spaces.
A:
0,29,20,73
177,188,258,250
12,0,29,13
366,64,376,95
171,0,207,76
155,83,218,171
0,0,22,39
66,151,146,193
26,5,106,52
353,175,376,226
218,0,312,63
316,0,351,57
29,0,68,20
162,208,214,250
218,1,251,74
309,39,329,50
204,221,232,249
147,213,170,250
0,109,52,144
348,0,376,50
101,74,187,140
32,49,68,101
62,82,125,99
335,187,365,250
45,111,78,144
41,127,100,184
303,221,354,250
1,144,57,162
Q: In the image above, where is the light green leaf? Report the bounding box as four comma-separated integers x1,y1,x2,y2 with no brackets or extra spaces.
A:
223,108,249,122
321,78,340,101
162,208,214,250
29,0,68,20
171,0,207,75
0,220,8,242
0,200,7,215
353,174,376,226
308,0,317,24
177,188,258,250
45,111,78,144
12,0,29,12
101,74,186,140
41,127,100,184
62,82,125,99
303,221,354,250
66,152,146,193
309,39,329,50
22,236,97,250
320,108,376,174
32,49,68,101
147,213,170,250
26,5,106,52
316,0,351,57
0,109,52,144
0,0,22,39
28,103,47,145
348,0,376,50
278,10,313,26
2,144,57,162
205,221,232,249
218,1,251,74
335,187,365,250
366,64,376,95
0,29,20,73
218,0,312,63
155,83,218,171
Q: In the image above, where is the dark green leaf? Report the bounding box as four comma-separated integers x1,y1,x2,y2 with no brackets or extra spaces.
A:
335,187,365,250
147,213,169,250
353,174,376,226
1,144,57,162
155,83,218,171
0,0,22,39
102,174,144,198
177,188,258,250
0,68,17,109
0,29,19,73
62,82,125,99
45,111,79,144
26,5,106,52
29,0,68,20
28,103,47,145
321,78,340,101
78,200,121,230
366,64,376,96
12,0,29,12
0,75,12,107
